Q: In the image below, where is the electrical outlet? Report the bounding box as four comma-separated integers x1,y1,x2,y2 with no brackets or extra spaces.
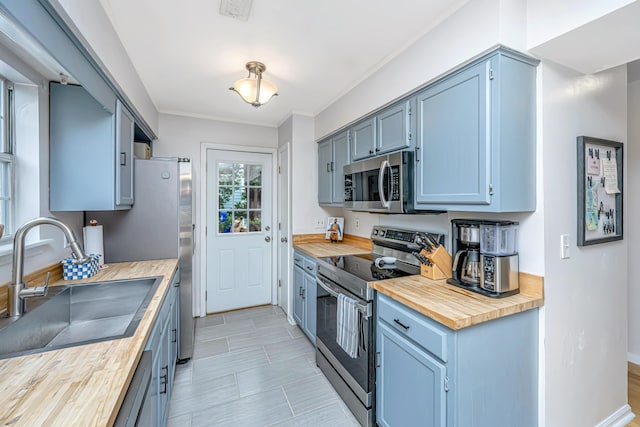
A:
314,218,325,228
560,234,570,259
355,218,360,230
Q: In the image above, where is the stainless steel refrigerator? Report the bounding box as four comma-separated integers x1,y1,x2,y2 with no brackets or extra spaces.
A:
92,157,195,361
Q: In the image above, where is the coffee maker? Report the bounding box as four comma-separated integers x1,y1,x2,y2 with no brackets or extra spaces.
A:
449,219,520,297
449,220,482,287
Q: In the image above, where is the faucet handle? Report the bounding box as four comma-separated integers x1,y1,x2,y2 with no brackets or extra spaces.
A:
19,272,50,299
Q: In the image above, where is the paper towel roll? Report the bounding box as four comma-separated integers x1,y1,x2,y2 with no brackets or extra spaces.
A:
83,225,104,266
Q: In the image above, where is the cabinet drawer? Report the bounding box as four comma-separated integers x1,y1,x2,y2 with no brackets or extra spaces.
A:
293,251,305,268
303,258,317,276
377,294,449,362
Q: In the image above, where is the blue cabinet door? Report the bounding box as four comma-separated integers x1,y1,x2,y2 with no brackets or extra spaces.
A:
293,265,305,327
351,118,376,161
303,272,316,344
331,131,350,204
116,100,135,207
377,100,412,155
317,139,332,204
415,60,491,206
376,321,446,427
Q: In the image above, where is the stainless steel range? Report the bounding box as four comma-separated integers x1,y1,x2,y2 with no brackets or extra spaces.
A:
315,226,445,426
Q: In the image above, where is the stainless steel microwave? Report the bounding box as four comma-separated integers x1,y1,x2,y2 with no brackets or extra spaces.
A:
344,151,414,214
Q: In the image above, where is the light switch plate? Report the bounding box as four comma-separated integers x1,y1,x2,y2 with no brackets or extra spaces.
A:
560,234,570,259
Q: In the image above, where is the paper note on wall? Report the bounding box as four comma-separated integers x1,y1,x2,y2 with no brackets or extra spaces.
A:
587,155,600,175
601,158,620,194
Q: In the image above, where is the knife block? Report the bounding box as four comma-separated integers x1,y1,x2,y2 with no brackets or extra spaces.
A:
419,247,453,280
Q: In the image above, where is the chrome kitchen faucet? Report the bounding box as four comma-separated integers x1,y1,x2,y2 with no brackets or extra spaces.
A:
7,217,90,317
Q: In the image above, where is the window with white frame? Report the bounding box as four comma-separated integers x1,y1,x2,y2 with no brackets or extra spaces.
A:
0,76,15,241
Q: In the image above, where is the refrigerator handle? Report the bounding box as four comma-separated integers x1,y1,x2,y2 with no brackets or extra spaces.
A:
192,224,196,255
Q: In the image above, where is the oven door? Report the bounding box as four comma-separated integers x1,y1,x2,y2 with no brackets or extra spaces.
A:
316,275,374,406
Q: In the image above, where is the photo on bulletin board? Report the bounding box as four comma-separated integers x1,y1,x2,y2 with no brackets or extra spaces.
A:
325,217,344,242
577,136,623,246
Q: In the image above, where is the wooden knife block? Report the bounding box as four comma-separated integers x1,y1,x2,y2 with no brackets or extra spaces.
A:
420,246,453,280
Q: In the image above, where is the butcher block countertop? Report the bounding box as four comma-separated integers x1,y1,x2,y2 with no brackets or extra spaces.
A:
371,272,544,330
293,233,371,258
0,259,178,427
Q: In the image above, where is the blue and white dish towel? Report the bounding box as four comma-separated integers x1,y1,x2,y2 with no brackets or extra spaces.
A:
336,293,359,358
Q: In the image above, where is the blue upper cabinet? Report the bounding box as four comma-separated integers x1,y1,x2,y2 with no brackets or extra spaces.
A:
377,99,413,155
415,60,490,206
350,100,413,162
414,49,538,212
318,131,350,206
317,139,333,205
116,101,135,207
50,83,134,211
351,117,376,161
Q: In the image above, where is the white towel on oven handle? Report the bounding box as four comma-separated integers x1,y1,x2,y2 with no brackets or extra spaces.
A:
336,293,359,358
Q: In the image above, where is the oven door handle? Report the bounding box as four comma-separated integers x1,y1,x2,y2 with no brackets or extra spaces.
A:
378,160,391,209
316,277,372,318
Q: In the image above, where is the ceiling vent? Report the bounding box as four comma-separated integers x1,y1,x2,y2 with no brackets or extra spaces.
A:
219,0,253,21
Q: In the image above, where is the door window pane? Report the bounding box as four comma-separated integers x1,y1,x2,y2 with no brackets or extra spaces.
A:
249,188,261,209
249,211,262,231
218,161,263,234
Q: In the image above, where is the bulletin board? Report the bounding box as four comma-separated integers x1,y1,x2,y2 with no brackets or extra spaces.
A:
577,136,623,246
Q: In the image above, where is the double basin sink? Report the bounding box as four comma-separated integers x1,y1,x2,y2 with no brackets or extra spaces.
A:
0,276,162,359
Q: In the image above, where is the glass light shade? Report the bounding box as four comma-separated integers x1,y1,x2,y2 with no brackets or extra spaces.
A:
230,76,278,107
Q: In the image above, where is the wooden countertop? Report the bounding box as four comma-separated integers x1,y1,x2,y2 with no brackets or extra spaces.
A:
371,272,544,330
0,259,178,427
294,242,370,258
293,233,372,258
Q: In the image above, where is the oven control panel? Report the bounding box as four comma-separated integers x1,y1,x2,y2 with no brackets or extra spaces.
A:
371,226,445,248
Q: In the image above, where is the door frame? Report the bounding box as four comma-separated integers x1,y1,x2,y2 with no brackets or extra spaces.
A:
199,142,278,316
277,142,293,323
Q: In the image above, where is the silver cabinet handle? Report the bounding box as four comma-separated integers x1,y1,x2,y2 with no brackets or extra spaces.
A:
265,236,271,242
315,277,371,317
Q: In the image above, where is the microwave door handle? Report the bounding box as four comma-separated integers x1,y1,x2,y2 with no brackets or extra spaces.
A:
378,160,391,208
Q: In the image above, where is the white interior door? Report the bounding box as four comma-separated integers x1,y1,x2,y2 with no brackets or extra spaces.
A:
206,149,273,313
277,143,291,316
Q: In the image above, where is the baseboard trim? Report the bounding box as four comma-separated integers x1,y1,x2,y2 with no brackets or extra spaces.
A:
595,404,635,427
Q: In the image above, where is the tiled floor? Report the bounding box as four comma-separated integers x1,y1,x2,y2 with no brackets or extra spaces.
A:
168,305,360,427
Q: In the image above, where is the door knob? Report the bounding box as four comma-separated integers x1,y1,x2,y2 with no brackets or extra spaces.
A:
281,237,288,243
265,236,271,242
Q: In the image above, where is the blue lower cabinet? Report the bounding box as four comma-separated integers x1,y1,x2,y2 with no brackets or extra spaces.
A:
376,321,446,427
376,293,538,427
145,271,180,427
292,250,316,344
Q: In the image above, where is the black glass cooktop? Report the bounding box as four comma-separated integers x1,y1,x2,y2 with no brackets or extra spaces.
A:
319,253,418,283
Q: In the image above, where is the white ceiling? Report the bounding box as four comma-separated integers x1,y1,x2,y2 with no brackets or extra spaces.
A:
99,0,467,127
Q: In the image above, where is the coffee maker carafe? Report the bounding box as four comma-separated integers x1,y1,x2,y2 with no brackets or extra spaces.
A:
449,221,481,287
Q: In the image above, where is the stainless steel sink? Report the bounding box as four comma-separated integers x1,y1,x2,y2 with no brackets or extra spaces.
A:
0,277,162,359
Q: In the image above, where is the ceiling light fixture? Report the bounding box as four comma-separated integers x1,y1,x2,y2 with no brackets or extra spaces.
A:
229,61,278,108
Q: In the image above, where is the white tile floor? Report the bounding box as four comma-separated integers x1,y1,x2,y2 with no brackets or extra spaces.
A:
168,305,360,427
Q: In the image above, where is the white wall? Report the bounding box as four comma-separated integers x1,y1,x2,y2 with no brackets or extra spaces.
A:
541,62,629,426
527,1,640,75
314,0,525,140
153,113,277,315
527,0,635,48
50,0,159,135
627,63,640,363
